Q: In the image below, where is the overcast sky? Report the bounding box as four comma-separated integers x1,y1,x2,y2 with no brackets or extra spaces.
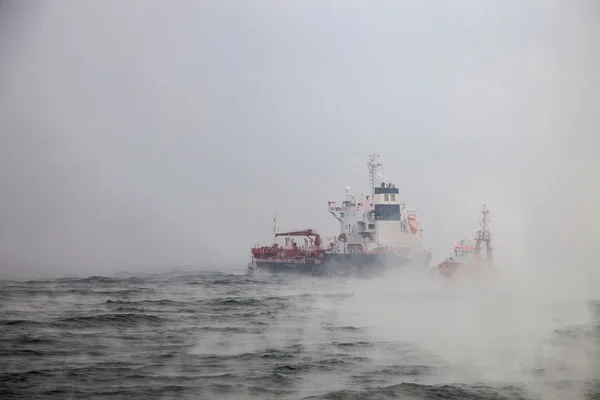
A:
0,1,598,279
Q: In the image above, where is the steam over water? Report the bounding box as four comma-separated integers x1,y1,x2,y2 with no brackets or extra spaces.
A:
1,269,599,399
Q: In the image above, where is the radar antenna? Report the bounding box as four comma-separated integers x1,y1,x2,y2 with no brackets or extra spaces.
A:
367,153,382,197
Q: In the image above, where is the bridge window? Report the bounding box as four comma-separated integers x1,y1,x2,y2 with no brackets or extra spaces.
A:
384,194,389,201
390,194,396,201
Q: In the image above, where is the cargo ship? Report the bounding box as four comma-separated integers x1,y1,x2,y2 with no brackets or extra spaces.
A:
429,205,494,279
247,154,432,277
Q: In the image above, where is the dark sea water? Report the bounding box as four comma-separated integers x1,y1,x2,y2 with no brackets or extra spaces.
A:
1,269,599,400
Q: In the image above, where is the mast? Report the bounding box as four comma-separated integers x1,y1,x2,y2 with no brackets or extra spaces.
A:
484,206,493,264
273,212,279,244
474,205,492,264
367,153,382,197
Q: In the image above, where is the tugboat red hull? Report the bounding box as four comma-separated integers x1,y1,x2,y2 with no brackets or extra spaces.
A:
434,260,463,278
432,259,487,279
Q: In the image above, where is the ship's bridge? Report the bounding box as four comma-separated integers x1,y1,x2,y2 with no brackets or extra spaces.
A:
374,182,400,221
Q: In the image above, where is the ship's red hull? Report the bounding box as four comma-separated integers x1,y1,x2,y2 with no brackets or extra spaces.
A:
434,261,462,278
431,259,489,279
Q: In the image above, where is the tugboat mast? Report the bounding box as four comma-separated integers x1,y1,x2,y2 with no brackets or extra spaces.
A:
474,205,493,264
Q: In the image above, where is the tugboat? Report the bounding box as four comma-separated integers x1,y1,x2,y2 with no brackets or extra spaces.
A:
430,205,494,279
248,154,432,277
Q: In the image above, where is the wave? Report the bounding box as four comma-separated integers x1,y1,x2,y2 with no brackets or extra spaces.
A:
302,382,532,400
57,313,165,328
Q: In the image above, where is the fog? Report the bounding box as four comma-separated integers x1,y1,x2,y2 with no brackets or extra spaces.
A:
2,4,599,399
334,269,598,399
0,1,598,285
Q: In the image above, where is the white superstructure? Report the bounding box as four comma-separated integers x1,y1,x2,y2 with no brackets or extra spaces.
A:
327,153,424,254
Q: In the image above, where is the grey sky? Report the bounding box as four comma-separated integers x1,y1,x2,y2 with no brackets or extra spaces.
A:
0,1,598,279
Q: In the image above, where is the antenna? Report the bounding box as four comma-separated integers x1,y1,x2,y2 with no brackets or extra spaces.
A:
367,153,382,197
